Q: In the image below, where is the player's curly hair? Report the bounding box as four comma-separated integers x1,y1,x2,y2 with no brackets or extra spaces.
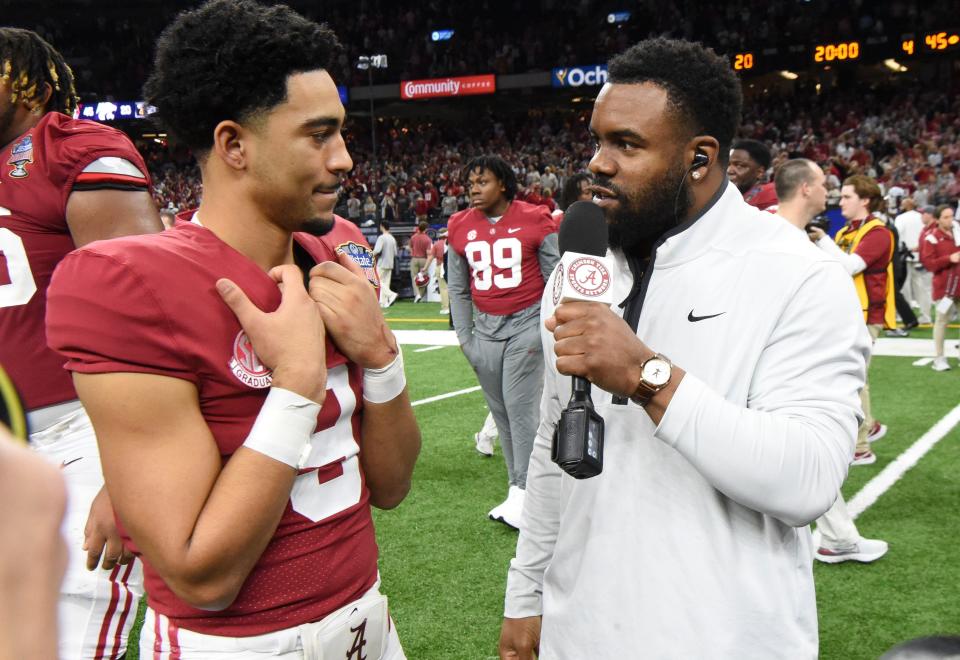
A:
0,28,78,117
143,0,342,155
463,155,518,201
607,38,742,164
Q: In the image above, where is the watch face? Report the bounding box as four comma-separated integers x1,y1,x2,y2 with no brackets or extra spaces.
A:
642,358,671,387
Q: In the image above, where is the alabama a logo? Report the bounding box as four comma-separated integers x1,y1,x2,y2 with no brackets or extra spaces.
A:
7,135,34,178
552,262,564,305
337,241,380,289
229,330,272,388
567,257,611,298
346,618,368,660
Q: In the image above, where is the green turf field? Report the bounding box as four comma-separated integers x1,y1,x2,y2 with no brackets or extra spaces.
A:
126,301,960,659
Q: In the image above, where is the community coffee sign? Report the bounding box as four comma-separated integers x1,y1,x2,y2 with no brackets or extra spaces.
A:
401,74,496,100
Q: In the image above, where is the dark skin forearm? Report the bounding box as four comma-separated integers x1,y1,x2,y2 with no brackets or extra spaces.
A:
359,389,421,509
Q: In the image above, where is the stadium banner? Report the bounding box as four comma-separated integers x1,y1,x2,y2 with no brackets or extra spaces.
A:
401,74,496,100
551,65,608,88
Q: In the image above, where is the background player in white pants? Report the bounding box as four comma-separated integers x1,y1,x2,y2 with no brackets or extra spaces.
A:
774,159,888,564
0,27,161,658
447,155,559,529
373,220,399,307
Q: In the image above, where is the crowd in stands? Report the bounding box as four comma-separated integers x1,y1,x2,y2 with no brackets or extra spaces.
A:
138,82,958,224
8,0,960,98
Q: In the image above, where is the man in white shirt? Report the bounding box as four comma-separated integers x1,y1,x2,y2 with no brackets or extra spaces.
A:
372,220,398,307
774,158,889,564
895,198,933,324
499,38,868,660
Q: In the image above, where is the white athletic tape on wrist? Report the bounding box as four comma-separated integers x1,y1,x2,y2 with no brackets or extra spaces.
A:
363,349,406,404
242,387,320,469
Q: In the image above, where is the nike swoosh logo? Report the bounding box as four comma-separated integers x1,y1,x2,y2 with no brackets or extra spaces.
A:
60,457,83,469
508,228,521,234
687,310,725,322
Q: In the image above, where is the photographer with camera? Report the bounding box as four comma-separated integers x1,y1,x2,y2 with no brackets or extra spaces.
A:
808,174,894,465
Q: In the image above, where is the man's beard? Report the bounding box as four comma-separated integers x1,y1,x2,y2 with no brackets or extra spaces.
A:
298,215,335,236
598,161,692,257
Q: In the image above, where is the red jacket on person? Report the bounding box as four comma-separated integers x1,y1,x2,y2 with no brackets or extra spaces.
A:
919,224,960,300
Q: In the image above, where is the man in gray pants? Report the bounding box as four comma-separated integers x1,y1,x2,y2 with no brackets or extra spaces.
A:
447,155,560,528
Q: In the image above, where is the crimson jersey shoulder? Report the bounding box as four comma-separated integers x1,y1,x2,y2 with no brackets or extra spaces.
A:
511,200,557,235
42,113,149,180
447,208,484,252
47,234,190,380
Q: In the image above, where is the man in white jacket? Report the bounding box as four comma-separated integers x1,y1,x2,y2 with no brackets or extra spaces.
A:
499,38,868,659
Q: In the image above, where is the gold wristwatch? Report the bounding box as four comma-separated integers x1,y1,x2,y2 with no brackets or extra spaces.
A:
630,353,672,407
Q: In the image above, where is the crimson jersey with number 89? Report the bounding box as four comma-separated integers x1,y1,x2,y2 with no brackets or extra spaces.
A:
447,200,557,316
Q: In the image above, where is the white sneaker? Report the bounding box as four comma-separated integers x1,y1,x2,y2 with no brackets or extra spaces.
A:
499,487,526,530
932,357,951,372
439,308,449,314
815,537,888,564
474,432,495,456
386,291,398,307
414,296,422,304
489,486,525,530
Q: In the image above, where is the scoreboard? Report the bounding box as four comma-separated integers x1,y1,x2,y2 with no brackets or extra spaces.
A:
727,28,959,74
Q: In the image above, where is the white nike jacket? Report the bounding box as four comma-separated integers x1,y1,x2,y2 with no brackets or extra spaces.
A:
504,182,870,659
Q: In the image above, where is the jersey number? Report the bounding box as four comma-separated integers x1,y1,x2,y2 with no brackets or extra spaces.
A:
465,237,522,291
0,211,38,308
289,364,363,522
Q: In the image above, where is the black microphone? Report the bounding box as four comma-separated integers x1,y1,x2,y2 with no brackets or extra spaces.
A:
550,201,609,479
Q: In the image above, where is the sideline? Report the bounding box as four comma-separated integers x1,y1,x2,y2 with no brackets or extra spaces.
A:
411,386,483,407
848,402,960,519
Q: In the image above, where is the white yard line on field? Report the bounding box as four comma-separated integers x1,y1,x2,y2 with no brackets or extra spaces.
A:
413,345,447,353
411,386,483,407
849,401,960,519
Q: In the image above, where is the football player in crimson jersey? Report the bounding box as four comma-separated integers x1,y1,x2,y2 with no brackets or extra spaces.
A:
47,1,419,657
447,155,559,529
727,139,779,211
0,28,161,658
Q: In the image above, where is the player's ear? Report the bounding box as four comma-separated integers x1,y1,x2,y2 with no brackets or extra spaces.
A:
211,120,247,171
26,83,53,114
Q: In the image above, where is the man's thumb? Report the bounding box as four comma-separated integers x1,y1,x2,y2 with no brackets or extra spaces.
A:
216,278,257,324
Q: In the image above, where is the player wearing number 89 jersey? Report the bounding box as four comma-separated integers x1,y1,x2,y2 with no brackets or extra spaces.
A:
447,156,559,529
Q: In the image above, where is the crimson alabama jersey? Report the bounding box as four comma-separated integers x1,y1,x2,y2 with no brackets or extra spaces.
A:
46,222,378,636
176,209,381,294
0,112,149,410
447,199,555,316
743,182,779,211
320,214,380,293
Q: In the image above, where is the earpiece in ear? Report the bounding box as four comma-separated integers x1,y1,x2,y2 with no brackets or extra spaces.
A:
692,152,709,169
